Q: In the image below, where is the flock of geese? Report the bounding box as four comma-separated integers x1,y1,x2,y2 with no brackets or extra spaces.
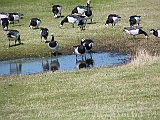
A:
0,0,160,62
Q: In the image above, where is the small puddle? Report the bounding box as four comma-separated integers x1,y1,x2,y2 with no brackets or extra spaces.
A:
0,52,131,76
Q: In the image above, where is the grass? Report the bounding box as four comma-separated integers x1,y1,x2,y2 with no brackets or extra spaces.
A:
0,0,160,61
0,51,160,119
0,0,160,119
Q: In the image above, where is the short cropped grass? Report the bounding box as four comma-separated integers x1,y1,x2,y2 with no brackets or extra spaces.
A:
0,0,160,119
0,51,160,120
0,0,160,61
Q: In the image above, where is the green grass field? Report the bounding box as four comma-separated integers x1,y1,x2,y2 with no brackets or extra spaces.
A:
0,0,160,119
0,0,160,60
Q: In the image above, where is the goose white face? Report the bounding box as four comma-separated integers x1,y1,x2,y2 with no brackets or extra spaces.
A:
37,20,41,26
54,14,58,18
57,7,62,13
112,17,120,23
135,17,140,23
150,30,154,34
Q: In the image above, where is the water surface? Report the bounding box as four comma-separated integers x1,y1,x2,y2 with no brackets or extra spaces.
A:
0,52,130,76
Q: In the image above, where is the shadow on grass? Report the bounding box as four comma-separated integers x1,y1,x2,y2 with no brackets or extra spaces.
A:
9,43,24,47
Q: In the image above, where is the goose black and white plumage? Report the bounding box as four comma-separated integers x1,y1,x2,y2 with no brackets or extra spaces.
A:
1,18,10,30
105,14,121,27
48,33,59,57
8,13,23,25
60,14,78,28
73,45,86,59
129,15,141,26
52,5,62,18
83,2,94,23
77,16,87,30
150,29,160,38
29,18,41,29
7,30,21,47
124,26,148,39
81,38,94,51
40,27,49,42
71,0,91,15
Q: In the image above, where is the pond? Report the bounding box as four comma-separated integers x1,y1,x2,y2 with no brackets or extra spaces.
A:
0,51,131,76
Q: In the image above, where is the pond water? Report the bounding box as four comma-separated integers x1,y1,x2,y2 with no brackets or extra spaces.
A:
0,51,131,76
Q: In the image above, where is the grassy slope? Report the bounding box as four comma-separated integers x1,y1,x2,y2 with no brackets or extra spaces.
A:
0,0,160,119
0,0,160,61
0,54,160,119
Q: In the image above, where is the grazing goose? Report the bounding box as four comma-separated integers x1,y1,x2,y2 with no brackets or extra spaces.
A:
60,14,78,28
129,15,141,26
7,30,21,47
77,16,87,30
8,13,23,25
48,33,59,57
72,0,91,15
40,27,49,42
1,18,10,30
105,14,121,27
52,5,62,18
29,18,41,29
150,29,160,38
73,45,86,59
124,26,148,39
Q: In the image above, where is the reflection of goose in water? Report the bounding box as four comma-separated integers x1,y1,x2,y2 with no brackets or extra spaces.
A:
50,59,60,72
42,60,49,71
76,59,87,70
10,63,22,74
85,57,94,68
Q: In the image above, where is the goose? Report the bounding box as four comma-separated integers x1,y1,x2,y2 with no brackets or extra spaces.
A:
52,5,62,18
7,30,21,47
48,33,59,57
81,38,94,52
71,0,91,15
73,45,86,59
105,14,121,27
129,15,141,26
40,27,49,42
0,12,23,25
60,14,78,28
83,2,94,23
29,18,41,29
150,29,160,38
81,38,94,58
77,16,87,30
124,26,148,39
9,13,23,25
1,18,10,30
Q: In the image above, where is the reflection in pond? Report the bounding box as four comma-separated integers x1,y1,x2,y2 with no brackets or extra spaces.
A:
42,59,60,72
0,52,131,75
10,62,22,74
